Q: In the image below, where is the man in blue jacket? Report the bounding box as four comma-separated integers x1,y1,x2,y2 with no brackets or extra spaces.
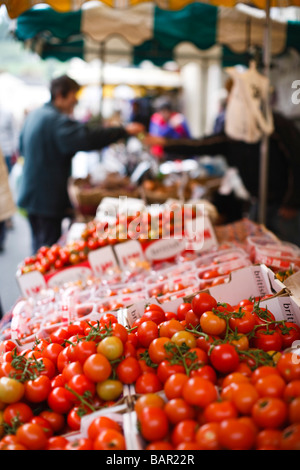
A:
18,75,144,254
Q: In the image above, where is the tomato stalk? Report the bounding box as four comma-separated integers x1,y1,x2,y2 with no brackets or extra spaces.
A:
163,342,200,376
64,385,97,413
10,351,45,383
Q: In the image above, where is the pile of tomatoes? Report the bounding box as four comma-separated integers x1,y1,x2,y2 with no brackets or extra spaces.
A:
0,292,300,450
18,206,196,277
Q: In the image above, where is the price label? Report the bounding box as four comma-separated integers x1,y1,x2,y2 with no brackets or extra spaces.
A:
114,240,145,270
88,246,118,277
144,238,186,262
17,271,47,298
184,215,218,252
46,265,93,288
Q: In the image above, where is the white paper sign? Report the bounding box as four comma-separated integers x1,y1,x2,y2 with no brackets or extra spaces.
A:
144,238,186,261
184,215,218,252
88,246,118,277
17,271,47,298
46,266,93,288
114,240,145,270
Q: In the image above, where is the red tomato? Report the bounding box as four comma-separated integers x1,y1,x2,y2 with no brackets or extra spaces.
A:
229,309,256,334
252,397,288,428
275,322,300,349
24,375,52,403
3,402,34,426
116,357,142,384
277,352,300,382
177,302,192,321
93,429,126,450
142,308,165,325
83,353,112,383
139,407,169,442
45,436,68,450
191,293,218,318
209,343,240,374
135,372,163,394
137,321,159,348
252,329,283,352
87,415,122,441
182,376,218,407
47,387,73,414
164,397,195,424
16,422,47,450
218,418,256,450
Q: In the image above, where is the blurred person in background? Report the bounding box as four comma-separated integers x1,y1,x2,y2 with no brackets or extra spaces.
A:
0,105,18,174
18,75,145,254
144,111,300,245
149,98,191,160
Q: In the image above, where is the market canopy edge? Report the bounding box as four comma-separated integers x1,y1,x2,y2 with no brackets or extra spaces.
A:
2,0,300,19
14,2,300,65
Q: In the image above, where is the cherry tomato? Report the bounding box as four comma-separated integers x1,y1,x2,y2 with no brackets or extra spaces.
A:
182,376,217,407
229,309,256,334
203,400,238,423
255,374,286,399
16,422,47,450
280,423,300,450
252,328,283,352
191,293,217,318
96,379,123,401
93,429,126,450
275,322,300,349
164,398,195,424
24,375,52,403
163,372,189,400
218,418,256,450
116,357,141,384
139,406,169,442
134,393,165,418
0,377,24,403
209,343,240,374
83,353,112,383
252,397,288,428
200,311,227,336
277,352,300,382
195,422,221,450
135,372,163,394
171,419,198,447
3,402,33,426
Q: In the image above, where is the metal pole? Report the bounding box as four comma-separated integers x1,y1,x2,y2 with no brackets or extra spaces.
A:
99,41,105,122
258,0,271,225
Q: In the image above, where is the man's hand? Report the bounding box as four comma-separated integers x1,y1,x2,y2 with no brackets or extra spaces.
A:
125,122,145,136
141,134,167,146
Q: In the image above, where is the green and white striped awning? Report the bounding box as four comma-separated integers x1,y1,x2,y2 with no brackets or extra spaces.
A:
14,2,300,65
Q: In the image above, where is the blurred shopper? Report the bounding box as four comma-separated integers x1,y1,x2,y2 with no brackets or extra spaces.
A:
129,99,151,130
144,112,300,245
18,75,145,254
0,147,16,253
0,105,18,174
149,98,191,160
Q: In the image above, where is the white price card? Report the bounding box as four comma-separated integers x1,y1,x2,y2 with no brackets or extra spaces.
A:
114,240,145,270
184,215,218,252
46,265,93,288
144,238,186,261
17,270,47,298
88,245,118,277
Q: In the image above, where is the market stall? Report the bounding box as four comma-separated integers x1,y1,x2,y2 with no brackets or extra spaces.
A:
0,198,300,450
